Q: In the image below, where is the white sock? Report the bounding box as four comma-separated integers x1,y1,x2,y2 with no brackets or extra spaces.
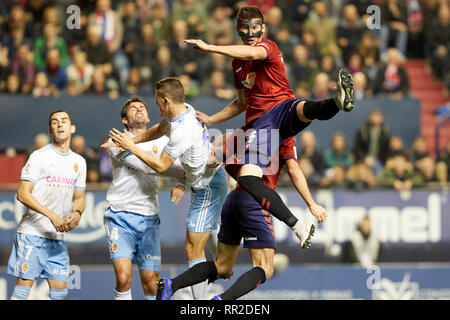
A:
206,234,218,258
188,258,207,300
11,285,31,300
114,288,132,300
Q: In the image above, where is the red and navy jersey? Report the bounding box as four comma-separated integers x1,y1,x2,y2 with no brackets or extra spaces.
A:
262,137,297,190
232,38,295,124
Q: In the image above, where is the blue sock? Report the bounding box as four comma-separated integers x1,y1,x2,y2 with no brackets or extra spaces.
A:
188,257,206,268
49,288,68,300
11,285,31,300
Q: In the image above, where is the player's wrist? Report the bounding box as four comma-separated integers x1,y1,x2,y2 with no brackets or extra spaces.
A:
74,209,83,217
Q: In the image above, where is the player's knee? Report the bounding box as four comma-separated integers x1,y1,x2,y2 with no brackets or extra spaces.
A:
115,271,132,290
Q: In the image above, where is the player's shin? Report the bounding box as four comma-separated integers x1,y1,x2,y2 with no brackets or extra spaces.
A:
171,260,218,293
219,266,266,300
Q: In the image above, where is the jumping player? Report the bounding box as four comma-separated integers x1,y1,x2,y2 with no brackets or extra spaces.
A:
186,6,355,248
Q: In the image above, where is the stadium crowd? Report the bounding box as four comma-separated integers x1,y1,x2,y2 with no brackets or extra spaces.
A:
0,0,449,189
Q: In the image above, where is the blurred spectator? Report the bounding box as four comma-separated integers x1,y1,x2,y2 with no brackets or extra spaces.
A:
359,31,380,91
337,4,365,62
346,161,377,191
294,81,311,99
201,70,235,99
264,6,285,40
145,2,171,44
319,55,339,89
321,165,349,189
34,6,63,43
310,72,332,100
32,72,57,97
409,136,431,164
12,44,35,94
378,153,424,191
71,135,100,183
136,0,169,22
125,66,151,95
151,45,176,84
343,215,381,268
297,157,324,188
373,48,409,99
298,130,327,175
42,48,68,91
33,23,70,70
247,0,276,15
203,53,234,86
274,27,298,66
426,3,450,81
347,52,363,76
353,109,391,175
300,29,322,67
131,22,158,82
168,20,202,81
406,0,424,58
88,0,123,53
324,132,353,169
353,72,371,100
25,132,50,159
415,155,443,184
80,25,114,77
380,0,409,57
171,0,208,38
0,44,9,91
303,1,341,60
86,67,119,99
121,0,142,58
66,50,95,95
179,73,200,99
2,25,33,62
205,5,234,45
387,135,409,159
5,5,34,45
4,74,20,94
290,44,315,89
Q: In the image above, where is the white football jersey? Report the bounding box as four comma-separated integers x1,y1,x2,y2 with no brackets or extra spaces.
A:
106,134,185,216
17,144,87,240
163,104,219,190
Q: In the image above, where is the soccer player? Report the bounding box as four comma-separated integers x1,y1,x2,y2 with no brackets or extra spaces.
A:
7,110,86,300
185,6,355,248
155,137,328,301
103,95,186,300
106,78,229,300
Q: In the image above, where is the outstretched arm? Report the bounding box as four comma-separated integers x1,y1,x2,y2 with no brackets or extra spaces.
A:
197,89,247,126
184,39,267,61
285,158,328,223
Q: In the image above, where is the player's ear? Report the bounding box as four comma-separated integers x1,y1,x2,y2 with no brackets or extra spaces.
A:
70,124,76,134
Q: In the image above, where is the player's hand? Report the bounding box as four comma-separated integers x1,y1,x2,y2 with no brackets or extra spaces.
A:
184,39,210,51
170,185,185,205
196,110,211,126
100,139,116,149
64,211,82,231
308,203,328,223
109,128,135,151
50,213,67,232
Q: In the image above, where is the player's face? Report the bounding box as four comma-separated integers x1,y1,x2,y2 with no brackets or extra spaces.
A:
49,112,73,142
155,91,169,117
238,19,264,46
125,102,149,128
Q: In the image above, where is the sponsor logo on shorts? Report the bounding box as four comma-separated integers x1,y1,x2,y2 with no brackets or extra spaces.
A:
245,237,258,241
112,242,118,252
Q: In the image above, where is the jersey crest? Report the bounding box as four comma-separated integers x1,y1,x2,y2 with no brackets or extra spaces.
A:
242,72,256,89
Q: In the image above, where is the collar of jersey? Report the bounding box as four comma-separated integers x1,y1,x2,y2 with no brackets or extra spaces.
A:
169,104,192,122
49,143,72,156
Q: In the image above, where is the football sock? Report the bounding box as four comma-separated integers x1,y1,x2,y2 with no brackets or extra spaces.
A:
114,288,132,300
10,285,31,300
188,258,208,300
171,261,217,293
237,175,298,228
302,99,339,121
220,267,266,300
144,295,156,300
49,288,68,300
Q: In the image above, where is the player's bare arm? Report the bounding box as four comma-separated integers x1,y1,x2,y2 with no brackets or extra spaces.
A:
196,89,247,126
132,119,169,144
109,128,174,174
285,159,328,223
184,39,267,61
64,189,85,231
17,180,67,232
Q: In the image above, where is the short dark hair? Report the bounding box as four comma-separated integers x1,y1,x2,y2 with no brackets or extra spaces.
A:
237,6,264,25
120,95,148,119
49,109,72,127
155,77,185,104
